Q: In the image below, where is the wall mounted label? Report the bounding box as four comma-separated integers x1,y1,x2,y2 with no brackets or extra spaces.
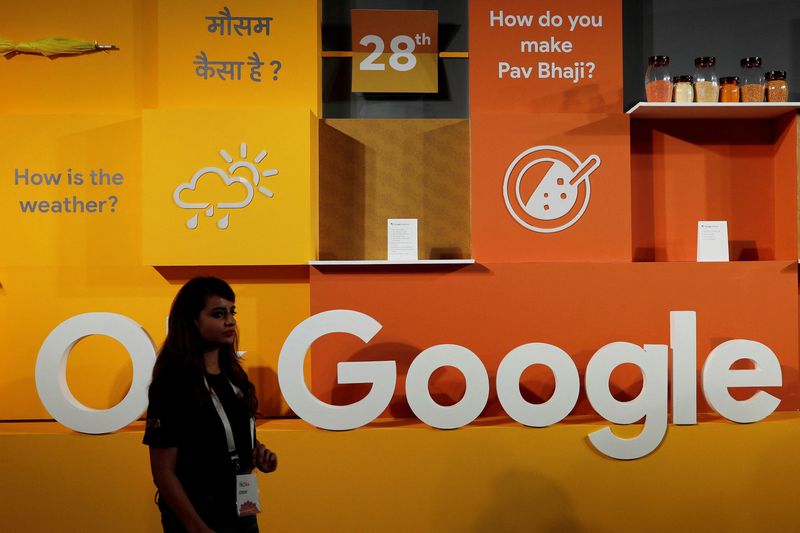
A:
387,218,419,260
351,9,438,93
697,221,729,262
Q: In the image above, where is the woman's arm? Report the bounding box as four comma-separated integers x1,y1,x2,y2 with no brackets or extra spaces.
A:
149,447,215,533
252,439,278,473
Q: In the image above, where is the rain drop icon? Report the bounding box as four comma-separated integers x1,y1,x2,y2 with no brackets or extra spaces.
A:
206,205,214,217
217,213,230,230
186,213,199,229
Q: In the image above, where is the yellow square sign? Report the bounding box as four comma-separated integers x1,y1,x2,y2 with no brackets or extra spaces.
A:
156,0,320,114
142,109,317,265
351,9,438,93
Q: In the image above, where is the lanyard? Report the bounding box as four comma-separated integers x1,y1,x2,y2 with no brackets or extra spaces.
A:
204,375,255,471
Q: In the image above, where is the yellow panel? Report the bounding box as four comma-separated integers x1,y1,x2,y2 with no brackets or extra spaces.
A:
319,119,470,260
142,109,316,265
1,0,322,419
65,335,134,410
1,111,312,418
1,114,141,267
156,0,320,114
0,0,150,114
3,415,800,531
0,266,308,419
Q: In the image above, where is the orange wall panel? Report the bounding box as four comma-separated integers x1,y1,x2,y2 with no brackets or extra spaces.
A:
472,113,631,262
470,0,623,114
310,261,799,419
631,117,797,261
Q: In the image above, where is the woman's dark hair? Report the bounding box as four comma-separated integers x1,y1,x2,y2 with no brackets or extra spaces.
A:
152,276,258,416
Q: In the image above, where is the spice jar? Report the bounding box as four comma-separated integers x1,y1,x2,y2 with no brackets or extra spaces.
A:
719,77,740,102
645,56,672,102
740,57,764,102
765,70,788,102
694,57,719,102
673,75,694,103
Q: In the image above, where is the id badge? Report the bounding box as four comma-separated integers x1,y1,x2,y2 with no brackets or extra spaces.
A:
236,473,261,517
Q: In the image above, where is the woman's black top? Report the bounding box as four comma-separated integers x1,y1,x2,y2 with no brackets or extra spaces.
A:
143,368,254,529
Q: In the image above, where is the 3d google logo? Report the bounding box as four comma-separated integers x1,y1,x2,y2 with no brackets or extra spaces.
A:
35,310,781,460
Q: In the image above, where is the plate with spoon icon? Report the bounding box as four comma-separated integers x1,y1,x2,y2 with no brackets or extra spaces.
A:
503,145,601,233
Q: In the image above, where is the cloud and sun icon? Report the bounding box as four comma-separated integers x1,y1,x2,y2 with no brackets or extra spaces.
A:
173,142,279,230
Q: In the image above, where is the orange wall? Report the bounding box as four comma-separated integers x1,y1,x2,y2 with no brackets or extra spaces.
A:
310,261,799,418
471,113,632,261
631,116,798,261
470,0,623,114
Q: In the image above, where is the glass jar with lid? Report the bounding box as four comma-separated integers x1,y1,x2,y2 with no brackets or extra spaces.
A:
645,56,672,102
740,57,764,102
673,75,694,103
694,56,719,102
765,70,788,102
719,77,740,102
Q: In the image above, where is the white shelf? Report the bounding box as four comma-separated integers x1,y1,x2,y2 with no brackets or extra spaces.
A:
626,102,800,119
310,259,475,266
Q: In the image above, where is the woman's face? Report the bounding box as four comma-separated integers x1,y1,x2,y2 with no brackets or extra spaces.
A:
195,295,237,345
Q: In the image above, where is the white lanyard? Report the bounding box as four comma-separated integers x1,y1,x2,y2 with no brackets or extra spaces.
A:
203,375,255,470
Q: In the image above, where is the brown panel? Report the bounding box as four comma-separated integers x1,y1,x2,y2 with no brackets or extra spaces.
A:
319,119,470,260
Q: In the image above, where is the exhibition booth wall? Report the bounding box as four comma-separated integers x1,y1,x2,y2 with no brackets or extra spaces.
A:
3,0,800,531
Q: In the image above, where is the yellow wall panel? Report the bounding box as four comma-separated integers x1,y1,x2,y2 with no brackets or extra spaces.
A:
0,119,307,417
142,109,316,265
156,0,320,114
0,0,151,114
0,266,308,419
1,115,141,267
1,2,321,421
3,416,800,531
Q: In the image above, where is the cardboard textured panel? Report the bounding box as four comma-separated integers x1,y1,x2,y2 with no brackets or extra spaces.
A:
319,119,470,260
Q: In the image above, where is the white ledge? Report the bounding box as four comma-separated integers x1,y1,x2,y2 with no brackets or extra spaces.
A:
626,102,800,119
310,259,476,266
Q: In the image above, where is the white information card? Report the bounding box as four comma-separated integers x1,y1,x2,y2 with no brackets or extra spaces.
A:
697,221,729,262
387,218,418,261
